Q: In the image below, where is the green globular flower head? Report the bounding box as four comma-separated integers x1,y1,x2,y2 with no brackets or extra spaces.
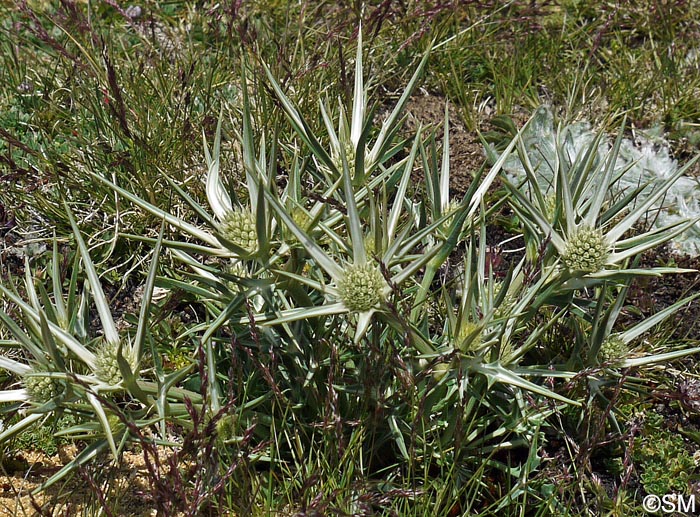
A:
332,141,370,178
363,234,377,258
333,140,357,171
286,207,312,243
562,226,609,273
598,334,629,364
94,341,136,386
439,201,461,234
216,413,238,445
224,260,247,293
456,321,482,352
493,281,515,318
290,207,312,232
338,263,386,312
24,372,62,403
217,208,258,255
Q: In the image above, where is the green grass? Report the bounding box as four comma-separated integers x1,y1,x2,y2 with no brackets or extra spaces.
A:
2,1,700,516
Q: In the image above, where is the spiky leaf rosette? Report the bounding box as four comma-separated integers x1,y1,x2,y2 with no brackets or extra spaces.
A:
338,264,386,312
217,208,258,255
562,226,609,273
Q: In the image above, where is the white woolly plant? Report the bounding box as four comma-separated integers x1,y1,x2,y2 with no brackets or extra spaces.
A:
499,114,700,286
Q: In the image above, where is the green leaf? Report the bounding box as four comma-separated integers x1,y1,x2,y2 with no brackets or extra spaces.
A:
264,189,343,280
474,362,580,405
389,415,409,460
621,347,700,368
65,202,119,347
621,292,700,343
369,46,431,165
0,413,43,444
88,171,221,248
134,224,164,363
87,391,118,458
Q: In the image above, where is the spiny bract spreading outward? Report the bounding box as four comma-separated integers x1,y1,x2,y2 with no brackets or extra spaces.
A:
561,226,610,273
338,263,386,312
217,208,258,255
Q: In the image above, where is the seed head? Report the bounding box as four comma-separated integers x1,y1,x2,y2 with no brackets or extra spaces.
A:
562,226,609,273
24,372,62,403
598,334,629,364
456,321,482,352
338,263,386,312
333,141,357,171
218,209,258,255
94,341,136,386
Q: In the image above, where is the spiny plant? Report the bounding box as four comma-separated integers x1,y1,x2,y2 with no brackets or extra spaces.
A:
0,210,206,493
3,20,700,514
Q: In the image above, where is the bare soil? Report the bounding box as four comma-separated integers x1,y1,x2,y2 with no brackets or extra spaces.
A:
0,446,157,516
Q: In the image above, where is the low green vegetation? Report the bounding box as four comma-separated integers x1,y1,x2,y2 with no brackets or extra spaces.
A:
2,1,700,515
633,412,696,495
